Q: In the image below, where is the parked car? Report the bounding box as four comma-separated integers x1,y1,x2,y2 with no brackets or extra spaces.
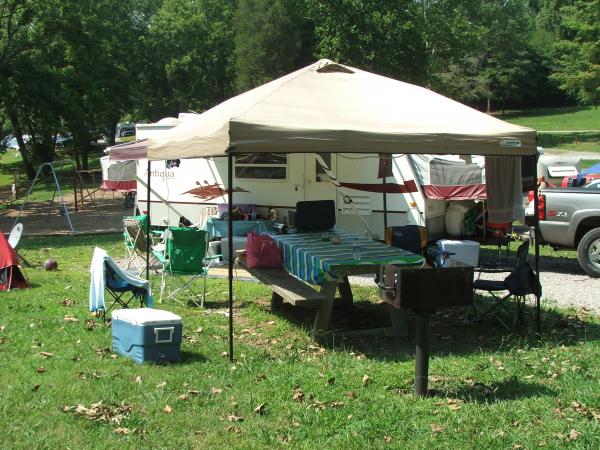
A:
528,187,600,277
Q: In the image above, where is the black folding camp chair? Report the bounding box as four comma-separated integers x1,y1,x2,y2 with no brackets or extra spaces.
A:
469,240,542,329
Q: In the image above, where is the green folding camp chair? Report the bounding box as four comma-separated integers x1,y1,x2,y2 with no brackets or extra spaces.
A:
153,227,219,307
123,215,159,274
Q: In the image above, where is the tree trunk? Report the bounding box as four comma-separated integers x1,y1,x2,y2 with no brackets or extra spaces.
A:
81,138,90,170
7,110,36,179
108,121,117,146
486,96,492,114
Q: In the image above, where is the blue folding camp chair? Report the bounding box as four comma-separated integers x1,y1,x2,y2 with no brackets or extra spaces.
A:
89,247,153,322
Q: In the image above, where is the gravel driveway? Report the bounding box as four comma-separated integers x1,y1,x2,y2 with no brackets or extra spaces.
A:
349,251,600,315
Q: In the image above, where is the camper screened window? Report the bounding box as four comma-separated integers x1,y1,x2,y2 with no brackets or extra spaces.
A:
235,154,287,179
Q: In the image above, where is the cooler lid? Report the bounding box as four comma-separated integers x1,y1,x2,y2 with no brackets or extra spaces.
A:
111,308,182,325
438,239,480,247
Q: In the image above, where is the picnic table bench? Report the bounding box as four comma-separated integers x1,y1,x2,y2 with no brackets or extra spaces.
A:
238,260,327,308
238,260,412,337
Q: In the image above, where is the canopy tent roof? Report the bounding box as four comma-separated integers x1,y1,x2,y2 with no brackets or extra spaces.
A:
143,59,536,161
107,139,148,161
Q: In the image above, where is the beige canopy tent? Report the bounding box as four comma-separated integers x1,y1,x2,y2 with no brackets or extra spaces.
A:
146,59,536,160
126,60,540,359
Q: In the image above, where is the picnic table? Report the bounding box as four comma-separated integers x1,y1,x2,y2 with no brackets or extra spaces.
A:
262,229,425,335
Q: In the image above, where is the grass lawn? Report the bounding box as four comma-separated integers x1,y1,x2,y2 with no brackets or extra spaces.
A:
1,233,599,449
501,107,600,131
500,107,600,153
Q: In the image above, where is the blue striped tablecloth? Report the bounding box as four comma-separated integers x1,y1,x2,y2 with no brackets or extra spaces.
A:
269,229,424,285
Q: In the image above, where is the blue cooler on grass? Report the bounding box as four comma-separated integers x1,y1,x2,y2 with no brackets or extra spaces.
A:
111,309,182,364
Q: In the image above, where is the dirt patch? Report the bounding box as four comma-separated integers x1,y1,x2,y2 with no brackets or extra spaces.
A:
0,192,133,236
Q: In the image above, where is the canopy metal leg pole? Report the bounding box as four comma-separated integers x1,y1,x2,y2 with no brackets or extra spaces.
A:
415,309,432,397
146,160,151,281
533,152,541,333
228,151,234,362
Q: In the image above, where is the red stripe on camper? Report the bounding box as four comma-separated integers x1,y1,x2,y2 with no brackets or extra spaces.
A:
100,180,137,192
422,184,487,200
339,180,419,193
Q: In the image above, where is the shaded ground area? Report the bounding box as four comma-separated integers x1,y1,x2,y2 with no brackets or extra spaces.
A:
0,191,133,236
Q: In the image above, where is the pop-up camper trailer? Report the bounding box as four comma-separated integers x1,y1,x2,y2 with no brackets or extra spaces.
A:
107,116,492,241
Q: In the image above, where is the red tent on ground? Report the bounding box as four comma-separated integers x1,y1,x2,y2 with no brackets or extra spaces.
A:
0,232,29,291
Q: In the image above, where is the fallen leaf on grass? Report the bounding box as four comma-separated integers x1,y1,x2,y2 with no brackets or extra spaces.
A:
179,394,188,401
226,414,244,422
211,387,223,394
63,402,132,425
60,299,75,306
255,374,267,382
384,435,392,444
431,423,445,435
346,390,357,400
362,374,371,386
156,381,167,388
32,384,41,391
226,426,242,435
194,327,203,333
253,403,267,415
571,401,600,421
114,427,132,435
0,325,5,332
436,398,463,411
293,389,304,403
188,390,200,396
133,375,142,384
85,320,97,331
554,429,581,442
36,367,47,373
568,429,581,440
40,351,54,358
64,315,78,322
163,405,173,414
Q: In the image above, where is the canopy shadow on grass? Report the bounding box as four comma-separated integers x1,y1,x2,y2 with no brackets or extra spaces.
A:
264,295,599,362
426,376,557,403
179,350,207,364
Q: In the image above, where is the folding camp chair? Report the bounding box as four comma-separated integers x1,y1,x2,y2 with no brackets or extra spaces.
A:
7,223,31,267
153,227,218,307
123,215,159,274
469,241,541,329
89,247,153,323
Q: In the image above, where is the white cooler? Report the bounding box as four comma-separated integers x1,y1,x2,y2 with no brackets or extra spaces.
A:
436,239,480,267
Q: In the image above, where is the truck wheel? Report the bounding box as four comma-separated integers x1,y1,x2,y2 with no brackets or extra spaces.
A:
577,227,600,278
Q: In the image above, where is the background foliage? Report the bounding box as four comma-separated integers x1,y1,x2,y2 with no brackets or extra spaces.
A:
0,0,598,177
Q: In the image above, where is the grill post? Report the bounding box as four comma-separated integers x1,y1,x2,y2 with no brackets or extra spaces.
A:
415,309,433,397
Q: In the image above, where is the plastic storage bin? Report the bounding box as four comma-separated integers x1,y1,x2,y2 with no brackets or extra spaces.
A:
436,239,480,267
112,308,182,364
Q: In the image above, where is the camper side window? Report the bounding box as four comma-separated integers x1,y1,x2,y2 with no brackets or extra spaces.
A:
235,154,287,180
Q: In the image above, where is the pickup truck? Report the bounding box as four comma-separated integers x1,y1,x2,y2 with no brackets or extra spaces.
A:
529,187,600,277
